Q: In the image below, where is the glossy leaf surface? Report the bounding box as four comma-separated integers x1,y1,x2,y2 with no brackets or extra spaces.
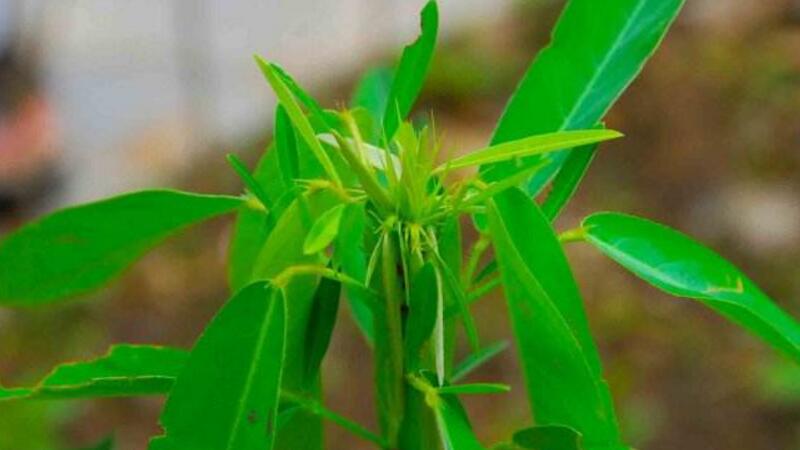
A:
583,212,800,362
0,190,242,305
486,0,685,194
151,282,286,450
487,188,621,447
0,345,187,401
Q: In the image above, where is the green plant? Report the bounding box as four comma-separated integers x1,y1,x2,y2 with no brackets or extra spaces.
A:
1,0,798,449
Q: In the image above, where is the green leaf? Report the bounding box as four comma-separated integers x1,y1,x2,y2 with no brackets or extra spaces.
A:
0,345,187,401
513,425,582,450
485,0,685,193
487,188,622,447
351,67,394,127
541,143,598,221
255,56,341,185
275,105,300,186
445,129,620,173
303,204,346,254
249,190,338,450
410,373,486,450
383,0,438,140
405,263,438,371
150,282,287,450
451,341,509,383
0,190,242,305
227,149,282,293
302,276,341,385
334,203,374,343
437,383,510,395
583,212,800,363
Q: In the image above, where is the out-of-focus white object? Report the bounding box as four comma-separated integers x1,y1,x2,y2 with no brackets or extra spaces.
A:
12,0,512,205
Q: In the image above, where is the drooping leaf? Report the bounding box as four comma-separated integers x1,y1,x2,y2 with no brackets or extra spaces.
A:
485,0,685,194
383,0,439,140
150,282,286,450
447,129,620,174
0,190,242,305
541,142,598,221
437,383,510,396
513,425,583,450
0,345,187,401
451,341,509,383
487,188,622,448
302,276,341,385
583,212,800,363
303,204,346,254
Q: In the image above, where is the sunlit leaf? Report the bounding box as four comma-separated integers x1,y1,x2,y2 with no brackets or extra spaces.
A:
443,130,619,172
255,56,341,185
0,345,187,401
0,190,242,305
303,204,346,254
583,212,800,362
485,0,685,193
150,282,286,450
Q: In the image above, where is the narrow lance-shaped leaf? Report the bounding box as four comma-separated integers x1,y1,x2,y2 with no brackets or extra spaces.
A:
303,204,346,254
302,276,341,385
0,345,187,402
484,0,685,194
409,373,486,450
383,0,438,140
582,212,800,363
0,190,242,305
487,188,622,448
451,341,509,383
334,203,374,343
255,56,341,185
150,282,287,450
541,142,599,221
442,129,620,173
436,383,510,396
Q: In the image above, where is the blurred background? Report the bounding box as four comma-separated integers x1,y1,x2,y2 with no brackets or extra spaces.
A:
0,0,799,449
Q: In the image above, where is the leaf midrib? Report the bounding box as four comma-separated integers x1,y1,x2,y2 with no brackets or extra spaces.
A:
559,0,648,130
